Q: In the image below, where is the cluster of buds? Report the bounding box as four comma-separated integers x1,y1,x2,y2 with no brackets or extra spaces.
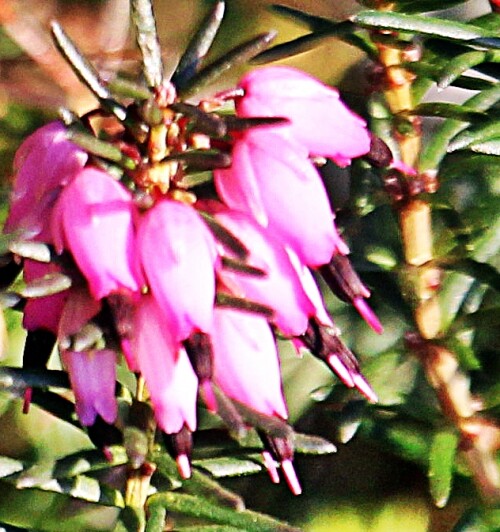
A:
2,3,384,495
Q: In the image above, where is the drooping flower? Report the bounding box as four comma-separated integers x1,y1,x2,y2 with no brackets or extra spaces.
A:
215,128,348,267
51,167,142,300
4,121,87,241
138,199,218,342
61,349,118,426
212,307,288,420
234,66,371,166
133,295,198,437
207,204,315,336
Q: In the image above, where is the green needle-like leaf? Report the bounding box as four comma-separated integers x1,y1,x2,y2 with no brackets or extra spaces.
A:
438,51,490,90
50,22,127,121
407,103,488,122
173,1,225,87
448,121,500,152
131,0,164,87
178,32,277,99
353,10,494,42
429,430,459,508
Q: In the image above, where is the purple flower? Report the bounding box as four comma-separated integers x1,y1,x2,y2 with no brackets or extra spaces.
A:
62,349,118,426
212,307,288,420
51,167,142,300
138,199,218,342
235,66,371,166
215,128,348,267
4,121,87,241
133,295,198,436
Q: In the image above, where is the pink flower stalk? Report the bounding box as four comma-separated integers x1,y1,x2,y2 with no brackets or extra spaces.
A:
61,349,118,426
133,295,198,437
138,199,218,342
215,128,348,267
235,66,371,166
51,168,142,300
211,307,288,420
4,121,87,241
22,260,69,334
210,205,316,336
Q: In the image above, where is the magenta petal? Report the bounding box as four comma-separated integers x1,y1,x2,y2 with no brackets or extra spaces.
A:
213,208,314,336
5,121,87,241
58,287,101,342
212,308,288,419
62,349,118,426
52,168,142,299
133,296,198,433
236,66,371,165
138,199,217,341
215,129,339,267
22,260,69,334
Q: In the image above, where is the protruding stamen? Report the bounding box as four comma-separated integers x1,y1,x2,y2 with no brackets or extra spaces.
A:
262,451,280,484
281,459,302,495
352,374,378,404
352,298,383,334
176,453,192,479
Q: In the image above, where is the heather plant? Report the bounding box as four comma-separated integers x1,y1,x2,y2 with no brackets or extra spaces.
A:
0,1,498,531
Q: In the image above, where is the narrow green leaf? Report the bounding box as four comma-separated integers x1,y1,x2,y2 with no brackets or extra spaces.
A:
8,241,51,263
147,492,302,532
50,22,127,121
270,4,336,31
407,103,488,122
438,51,489,90
66,129,137,169
130,0,164,87
441,258,500,292
294,433,337,455
470,138,500,156
193,456,262,478
429,430,459,508
449,122,500,152
419,85,500,172
172,1,225,87
108,77,151,101
178,32,277,99
353,10,494,42
19,272,72,298
145,501,167,532
0,456,24,478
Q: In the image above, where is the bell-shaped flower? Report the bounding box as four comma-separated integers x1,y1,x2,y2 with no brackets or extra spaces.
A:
4,121,87,241
235,66,371,166
61,349,118,426
133,295,198,434
51,168,142,300
215,128,347,267
212,307,288,420
210,205,315,336
138,199,218,341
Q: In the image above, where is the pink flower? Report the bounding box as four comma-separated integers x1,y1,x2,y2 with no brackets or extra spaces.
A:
138,199,218,341
22,260,69,334
235,66,371,166
51,168,142,300
212,307,288,420
61,349,118,426
215,128,347,267
4,121,87,241
133,295,198,435
209,205,316,336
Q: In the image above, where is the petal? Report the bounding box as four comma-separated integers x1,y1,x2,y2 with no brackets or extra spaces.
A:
215,129,340,266
62,349,118,426
236,66,371,165
5,121,87,241
52,168,142,299
22,260,69,334
134,296,198,433
138,199,217,341
212,308,288,419
212,207,314,336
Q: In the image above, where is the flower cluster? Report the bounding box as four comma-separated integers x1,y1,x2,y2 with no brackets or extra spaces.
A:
4,65,382,494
